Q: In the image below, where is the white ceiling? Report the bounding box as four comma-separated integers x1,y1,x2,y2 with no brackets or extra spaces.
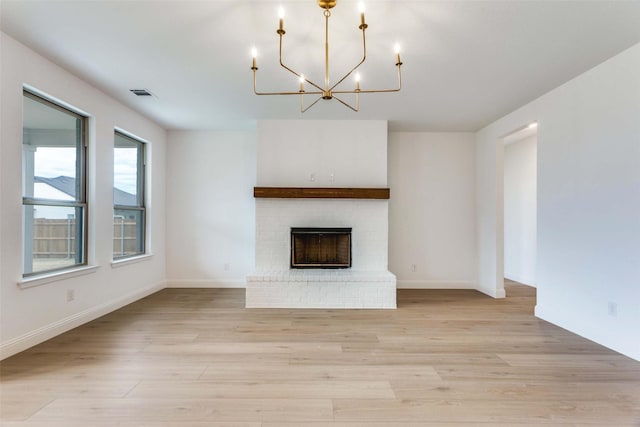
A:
2,1,640,132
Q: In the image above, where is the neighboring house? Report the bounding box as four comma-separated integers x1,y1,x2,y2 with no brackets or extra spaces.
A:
33,175,135,219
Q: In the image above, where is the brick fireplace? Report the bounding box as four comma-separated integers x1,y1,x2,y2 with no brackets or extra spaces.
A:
245,119,396,309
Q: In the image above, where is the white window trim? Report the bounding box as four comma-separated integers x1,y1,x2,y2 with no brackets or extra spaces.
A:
111,253,154,268
18,265,99,289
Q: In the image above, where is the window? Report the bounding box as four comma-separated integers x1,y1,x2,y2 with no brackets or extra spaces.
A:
113,132,145,259
22,91,87,276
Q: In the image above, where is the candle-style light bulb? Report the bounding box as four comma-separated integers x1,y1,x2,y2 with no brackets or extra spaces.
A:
251,47,257,69
278,7,285,33
299,75,305,92
359,2,366,28
394,43,401,65
355,73,361,91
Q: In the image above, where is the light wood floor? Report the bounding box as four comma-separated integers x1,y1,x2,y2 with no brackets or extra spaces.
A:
1,281,639,426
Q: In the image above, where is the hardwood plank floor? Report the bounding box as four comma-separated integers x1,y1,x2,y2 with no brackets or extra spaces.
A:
1,281,639,425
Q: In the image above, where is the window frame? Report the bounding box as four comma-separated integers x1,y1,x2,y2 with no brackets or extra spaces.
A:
22,90,88,277
113,131,146,260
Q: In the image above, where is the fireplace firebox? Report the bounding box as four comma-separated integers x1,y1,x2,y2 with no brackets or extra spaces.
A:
291,227,352,268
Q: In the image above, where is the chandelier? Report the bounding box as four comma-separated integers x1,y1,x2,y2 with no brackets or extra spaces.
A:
250,0,403,112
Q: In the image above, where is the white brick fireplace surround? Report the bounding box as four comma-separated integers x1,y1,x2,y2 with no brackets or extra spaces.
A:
245,119,397,309
246,198,396,308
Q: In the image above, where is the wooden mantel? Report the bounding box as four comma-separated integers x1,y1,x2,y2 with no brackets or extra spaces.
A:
253,187,390,200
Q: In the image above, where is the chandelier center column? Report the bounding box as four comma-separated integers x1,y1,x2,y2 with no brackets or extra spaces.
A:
323,9,331,99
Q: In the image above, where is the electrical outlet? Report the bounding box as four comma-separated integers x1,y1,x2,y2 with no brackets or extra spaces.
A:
608,302,617,317
224,263,230,271
411,264,417,272
309,173,316,182
66,289,75,302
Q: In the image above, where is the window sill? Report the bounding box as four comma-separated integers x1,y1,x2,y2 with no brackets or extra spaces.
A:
111,253,153,268
19,265,99,289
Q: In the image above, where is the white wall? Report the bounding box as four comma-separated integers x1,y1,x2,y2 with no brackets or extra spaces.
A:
476,42,640,361
388,132,477,289
257,120,387,187
475,128,506,298
165,130,256,287
504,135,537,286
0,33,167,359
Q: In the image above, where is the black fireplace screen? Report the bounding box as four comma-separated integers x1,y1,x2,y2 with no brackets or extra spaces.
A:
290,227,352,268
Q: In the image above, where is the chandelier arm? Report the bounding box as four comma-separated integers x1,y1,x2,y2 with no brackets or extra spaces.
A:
331,63,402,94
329,27,367,92
254,67,323,95
255,91,324,96
301,95,324,113
332,88,398,94
332,94,359,112
278,34,324,92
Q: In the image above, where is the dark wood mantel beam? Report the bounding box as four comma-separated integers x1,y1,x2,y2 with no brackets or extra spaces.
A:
253,187,390,199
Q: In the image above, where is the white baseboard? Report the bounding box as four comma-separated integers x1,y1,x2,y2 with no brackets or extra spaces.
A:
165,279,246,288
0,281,165,360
476,285,507,299
491,287,507,298
396,280,476,290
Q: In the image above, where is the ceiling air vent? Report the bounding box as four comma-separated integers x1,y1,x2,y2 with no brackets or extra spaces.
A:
130,89,153,96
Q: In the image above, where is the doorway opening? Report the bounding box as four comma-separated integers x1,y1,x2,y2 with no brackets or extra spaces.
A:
502,122,538,290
